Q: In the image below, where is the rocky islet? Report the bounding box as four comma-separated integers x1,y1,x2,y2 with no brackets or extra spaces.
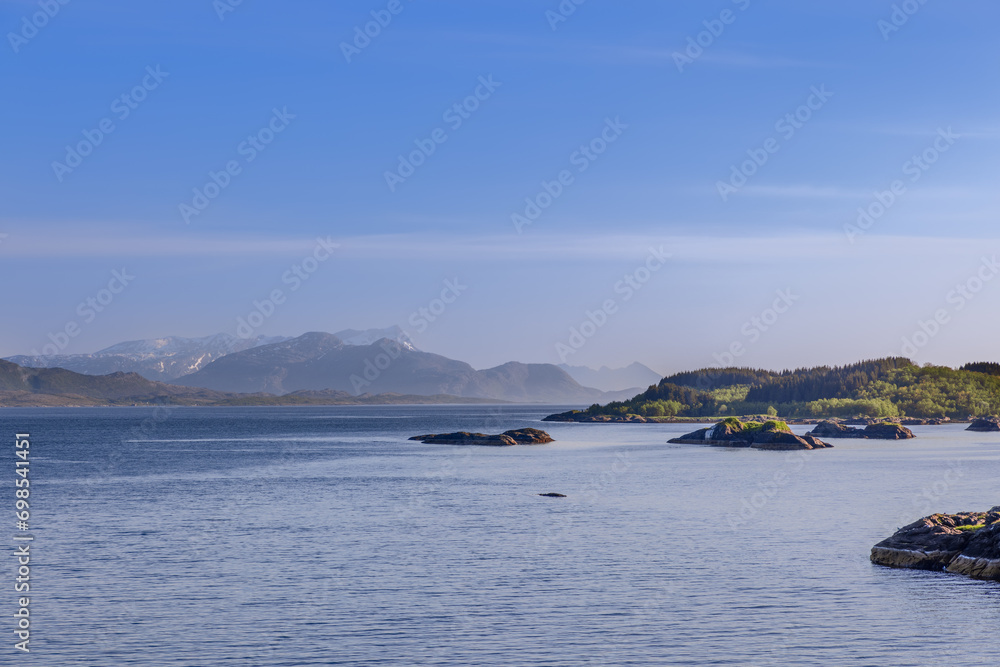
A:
668,418,832,451
871,508,1000,580
408,428,554,446
806,420,915,440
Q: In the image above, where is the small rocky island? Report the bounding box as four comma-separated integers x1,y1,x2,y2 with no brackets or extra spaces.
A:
543,411,649,423
668,418,832,450
806,420,914,440
871,508,1000,580
967,417,1000,432
409,428,554,446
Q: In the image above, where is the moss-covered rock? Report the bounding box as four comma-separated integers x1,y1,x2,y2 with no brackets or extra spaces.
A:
668,418,831,450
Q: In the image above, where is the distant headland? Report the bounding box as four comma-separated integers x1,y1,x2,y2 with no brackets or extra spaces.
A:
544,358,1000,423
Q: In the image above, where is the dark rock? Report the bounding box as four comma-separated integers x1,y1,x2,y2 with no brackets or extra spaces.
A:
409,428,554,446
542,410,579,422
967,417,1000,432
409,432,518,446
502,428,555,444
581,414,647,423
948,521,1000,579
862,423,915,440
538,492,566,498
807,420,862,438
806,420,914,440
668,426,713,444
871,507,1000,579
800,435,829,448
750,430,833,450
542,410,646,423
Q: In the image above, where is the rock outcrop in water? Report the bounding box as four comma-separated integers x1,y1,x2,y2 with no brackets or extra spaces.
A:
966,417,1000,432
668,418,831,450
500,428,555,444
409,428,554,446
542,411,647,423
871,508,1000,580
806,420,914,440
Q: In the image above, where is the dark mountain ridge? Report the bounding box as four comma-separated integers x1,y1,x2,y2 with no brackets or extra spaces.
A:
174,332,625,403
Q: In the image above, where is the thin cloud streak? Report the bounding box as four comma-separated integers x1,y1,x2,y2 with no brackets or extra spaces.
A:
740,184,986,200
0,232,335,258
4,226,997,263
341,232,1000,263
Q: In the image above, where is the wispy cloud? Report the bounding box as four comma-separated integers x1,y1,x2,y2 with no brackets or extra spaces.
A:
0,227,334,258
741,184,984,200
340,232,1000,264
741,185,868,199
699,50,829,69
5,222,997,265
390,28,831,70
619,47,828,69
840,124,1000,140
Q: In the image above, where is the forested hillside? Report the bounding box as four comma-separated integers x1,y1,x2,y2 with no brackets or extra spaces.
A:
574,359,1000,419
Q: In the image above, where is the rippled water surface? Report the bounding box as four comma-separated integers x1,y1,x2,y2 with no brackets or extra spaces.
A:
5,406,1000,666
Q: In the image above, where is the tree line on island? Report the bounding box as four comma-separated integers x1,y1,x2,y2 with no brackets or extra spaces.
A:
564,358,1000,420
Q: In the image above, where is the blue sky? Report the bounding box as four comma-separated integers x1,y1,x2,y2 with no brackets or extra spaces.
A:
1,0,998,374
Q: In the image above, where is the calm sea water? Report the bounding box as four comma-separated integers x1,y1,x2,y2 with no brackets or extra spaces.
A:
3,405,1000,666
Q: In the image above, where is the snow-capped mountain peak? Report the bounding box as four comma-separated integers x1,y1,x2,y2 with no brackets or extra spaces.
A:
332,326,416,349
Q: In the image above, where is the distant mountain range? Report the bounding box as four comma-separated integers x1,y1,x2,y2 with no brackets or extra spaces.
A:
558,362,661,392
4,326,412,382
0,359,497,407
5,333,287,381
174,332,637,403
0,358,230,406
3,327,647,404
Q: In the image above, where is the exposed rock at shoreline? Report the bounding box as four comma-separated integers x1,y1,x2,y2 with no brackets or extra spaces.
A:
807,421,856,438
871,508,1000,580
541,411,960,426
408,428,554,446
806,420,914,440
542,411,647,423
966,417,1000,432
501,429,556,444
864,423,916,439
667,419,832,450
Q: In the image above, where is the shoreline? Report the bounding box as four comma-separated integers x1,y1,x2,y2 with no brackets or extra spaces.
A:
542,413,971,425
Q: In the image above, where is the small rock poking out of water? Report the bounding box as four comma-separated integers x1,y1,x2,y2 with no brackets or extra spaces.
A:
871,507,1000,580
538,493,566,498
967,417,1000,432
